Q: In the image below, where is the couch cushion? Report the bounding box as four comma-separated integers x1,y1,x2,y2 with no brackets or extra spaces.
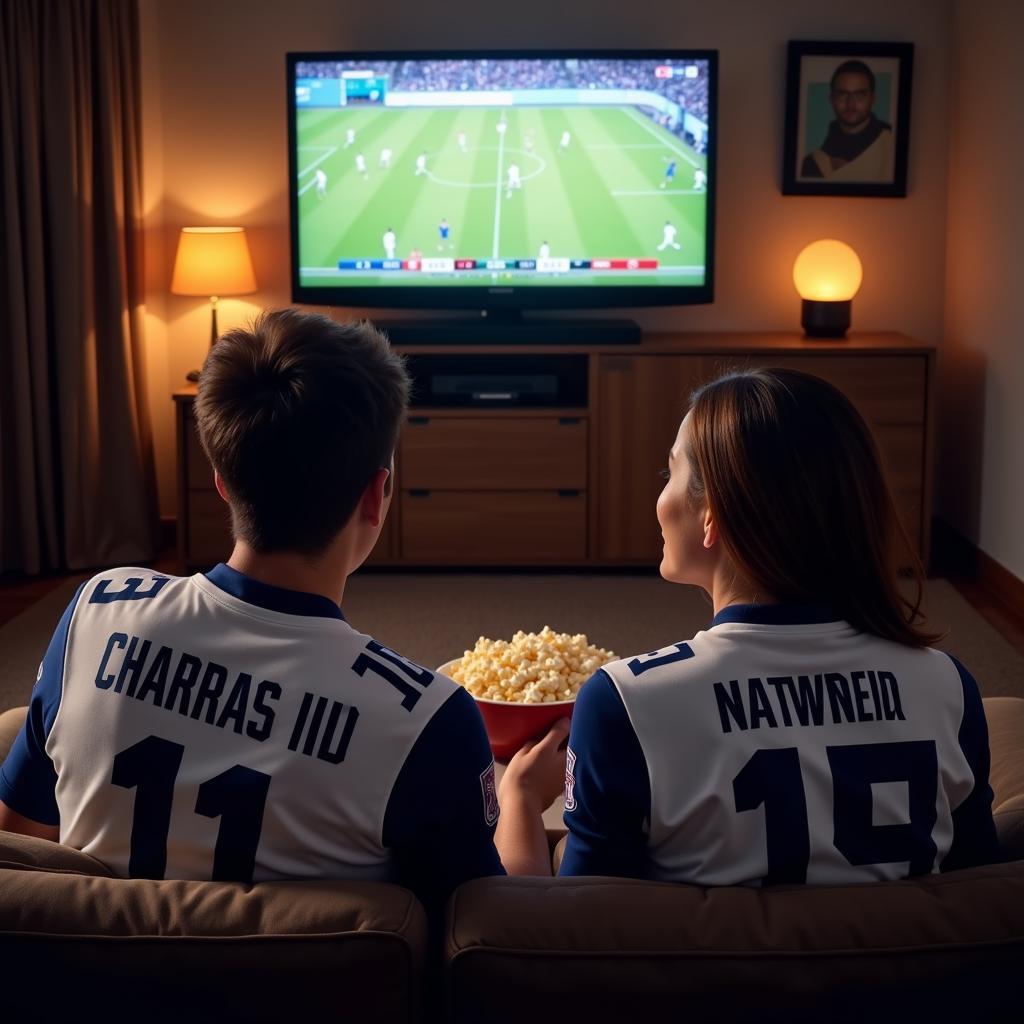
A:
446,864,1024,1023
0,862,427,1023
0,829,112,875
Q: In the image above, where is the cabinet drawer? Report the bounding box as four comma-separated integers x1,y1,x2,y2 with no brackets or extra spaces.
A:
187,490,233,566
401,417,586,489
401,491,586,562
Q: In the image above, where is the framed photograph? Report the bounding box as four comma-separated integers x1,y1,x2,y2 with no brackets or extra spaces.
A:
782,41,913,197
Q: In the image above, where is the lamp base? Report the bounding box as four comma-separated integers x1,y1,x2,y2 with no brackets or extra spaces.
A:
801,299,851,339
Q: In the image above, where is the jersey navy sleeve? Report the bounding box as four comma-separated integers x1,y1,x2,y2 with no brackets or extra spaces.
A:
0,583,85,824
382,686,504,908
558,669,651,878
940,655,1000,871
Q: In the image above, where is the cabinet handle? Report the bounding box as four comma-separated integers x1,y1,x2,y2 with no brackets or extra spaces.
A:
408,416,430,426
408,489,431,498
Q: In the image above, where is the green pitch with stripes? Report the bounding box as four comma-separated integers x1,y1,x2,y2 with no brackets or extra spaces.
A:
296,105,708,288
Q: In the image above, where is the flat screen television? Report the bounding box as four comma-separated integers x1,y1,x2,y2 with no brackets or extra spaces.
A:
287,50,716,333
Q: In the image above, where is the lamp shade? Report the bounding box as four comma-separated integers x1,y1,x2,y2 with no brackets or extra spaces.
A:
792,240,863,302
171,227,257,297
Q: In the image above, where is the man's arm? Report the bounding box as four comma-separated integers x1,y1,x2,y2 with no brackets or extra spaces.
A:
382,687,505,913
0,582,86,842
0,800,58,841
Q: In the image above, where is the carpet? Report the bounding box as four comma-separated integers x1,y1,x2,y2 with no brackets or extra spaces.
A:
0,572,1021,712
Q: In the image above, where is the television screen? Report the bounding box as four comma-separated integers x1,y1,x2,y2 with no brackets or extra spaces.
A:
287,51,716,311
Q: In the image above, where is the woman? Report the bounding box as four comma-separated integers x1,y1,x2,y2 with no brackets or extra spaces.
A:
498,368,999,884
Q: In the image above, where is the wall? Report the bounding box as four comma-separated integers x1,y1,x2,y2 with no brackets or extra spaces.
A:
940,0,1024,580
139,0,954,519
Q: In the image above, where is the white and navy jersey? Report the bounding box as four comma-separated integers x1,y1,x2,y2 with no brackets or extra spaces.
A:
0,565,503,903
560,604,999,886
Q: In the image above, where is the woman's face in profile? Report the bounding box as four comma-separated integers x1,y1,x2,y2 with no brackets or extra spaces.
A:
656,414,714,588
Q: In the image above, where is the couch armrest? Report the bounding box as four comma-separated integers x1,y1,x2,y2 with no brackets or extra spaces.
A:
984,696,1024,860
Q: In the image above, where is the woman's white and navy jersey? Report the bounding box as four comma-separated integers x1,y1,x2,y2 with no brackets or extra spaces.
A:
0,565,504,902
560,604,999,885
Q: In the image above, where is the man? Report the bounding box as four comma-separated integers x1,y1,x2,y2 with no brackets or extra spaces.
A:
0,310,506,908
415,151,427,176
506,162,521,198
314,168,327,197
457,130,468,153
657,220,681,251
378,146,392,169
659,159,677,189
538,240,550,260
693,168,707,190
801,59,894,182
383,227,397,259
354,152,368,179
344,127,356,148
558,130,571,151
438,217,452,251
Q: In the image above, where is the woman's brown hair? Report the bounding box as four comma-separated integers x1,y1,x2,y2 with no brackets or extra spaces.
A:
685,367,941,647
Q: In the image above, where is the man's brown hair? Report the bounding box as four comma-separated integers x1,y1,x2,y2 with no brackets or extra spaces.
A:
684,367,941,647
194,309,409,554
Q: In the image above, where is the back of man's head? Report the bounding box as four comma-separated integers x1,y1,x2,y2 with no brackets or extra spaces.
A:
194,309,409,555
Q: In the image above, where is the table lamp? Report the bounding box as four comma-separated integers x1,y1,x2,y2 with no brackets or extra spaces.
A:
792,240,863,339
171,226,257,381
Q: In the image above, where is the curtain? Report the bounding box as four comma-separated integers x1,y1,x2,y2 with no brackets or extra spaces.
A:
0,0,156,573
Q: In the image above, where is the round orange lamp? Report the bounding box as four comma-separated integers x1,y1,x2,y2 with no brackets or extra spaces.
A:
792,240,863,338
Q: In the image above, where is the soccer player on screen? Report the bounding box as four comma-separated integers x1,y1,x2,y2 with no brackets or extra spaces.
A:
538,241,550,260
344,127,356,148
558,130,571,151
496,117,508,137
438,218,452,251
658,220,681,251
506,163,522,198
314,168,327,197
0,309,509,910
457,130,468,152
355,153,368,179
694,168,708,190
383,228,397,259
379,147,392,169
415,152,427,176
660,159,677,189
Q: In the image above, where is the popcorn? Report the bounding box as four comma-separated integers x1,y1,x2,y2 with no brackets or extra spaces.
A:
446,626,617,704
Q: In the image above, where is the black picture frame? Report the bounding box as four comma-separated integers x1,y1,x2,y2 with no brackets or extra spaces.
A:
782,41,913,197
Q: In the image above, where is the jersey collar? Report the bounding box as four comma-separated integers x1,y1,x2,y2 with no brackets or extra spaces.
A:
711,603,838,628
204,563,346,621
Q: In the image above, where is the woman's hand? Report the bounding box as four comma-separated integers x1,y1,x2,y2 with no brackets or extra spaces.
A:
499,716,571,812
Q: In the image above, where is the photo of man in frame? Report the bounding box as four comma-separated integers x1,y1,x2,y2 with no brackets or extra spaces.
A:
801,59,894,182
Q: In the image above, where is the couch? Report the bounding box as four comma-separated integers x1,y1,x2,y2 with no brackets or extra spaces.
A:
2,699,1023,1023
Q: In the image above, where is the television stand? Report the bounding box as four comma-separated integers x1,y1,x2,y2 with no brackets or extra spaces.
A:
376,313,641,345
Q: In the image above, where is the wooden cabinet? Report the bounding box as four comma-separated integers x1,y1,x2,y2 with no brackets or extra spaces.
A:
175,332,935,571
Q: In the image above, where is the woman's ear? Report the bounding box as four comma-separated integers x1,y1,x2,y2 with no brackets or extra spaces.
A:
702,507,718,550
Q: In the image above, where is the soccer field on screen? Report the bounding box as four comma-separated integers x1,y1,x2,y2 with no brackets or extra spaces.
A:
296,104,708,288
